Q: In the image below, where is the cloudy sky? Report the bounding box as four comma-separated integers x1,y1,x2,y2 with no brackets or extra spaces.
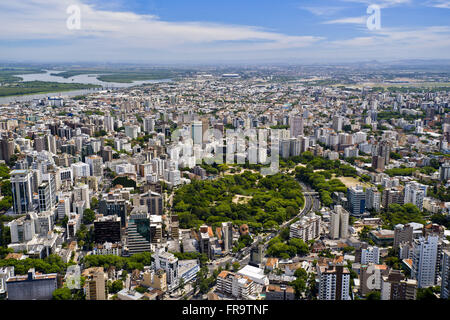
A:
0,0,449,64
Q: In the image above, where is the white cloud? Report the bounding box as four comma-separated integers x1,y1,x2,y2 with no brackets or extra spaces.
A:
0,0,322,49
0,0,449,63
338,0,412,8
322,16,367,24
299,6,346,16
426,0,450,8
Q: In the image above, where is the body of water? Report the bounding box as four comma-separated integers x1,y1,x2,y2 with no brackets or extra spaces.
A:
0,70,171,105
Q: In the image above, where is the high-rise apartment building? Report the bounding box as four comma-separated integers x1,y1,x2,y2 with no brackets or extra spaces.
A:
332,115,343,133
382,188,404,209
329,205,349,239
153,249,179,288
439,162,450,182
11,169,34,214
381,269,417,300
317,264,351,300
85,267,107,300
290,212,321,242
348,185,366,216
441,249,450,299
404,182,427,211
361,246,380,265
411,235,439,288
191,121,203,145
289,115,304,138
221,222,233,254
365,187,381,212
85,155,103,177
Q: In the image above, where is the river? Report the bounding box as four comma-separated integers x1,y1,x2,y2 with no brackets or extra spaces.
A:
0,70,172,104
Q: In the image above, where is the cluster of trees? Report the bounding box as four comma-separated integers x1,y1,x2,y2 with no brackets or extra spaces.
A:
381,203,426,229
194,266,219,294
295,166,347,207
377,110,422,121
233,234,252,252
172,171,304,232
266,228,310,259
112,176,137,189
107,279,124,294
0,164,13,211
345,157,372,165
384,167,416,177
281,152,358,178
428,185,450,202
0,215,15,247
358,226,374,245
416,286,441,300
76,224,94,250
132,134,154,148
0,254,69,275
93,130,107,137
431,213,450,229
290,268,317,299
0,164,10,179
390,152,402,160
52,286,85,300
172,252,208,267
82,252,152,272
82,208,96,225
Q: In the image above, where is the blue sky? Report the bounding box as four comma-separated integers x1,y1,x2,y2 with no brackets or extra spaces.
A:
1,0,449,64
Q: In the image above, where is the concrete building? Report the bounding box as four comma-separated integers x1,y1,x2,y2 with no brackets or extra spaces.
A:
361,246,380,265
126,213,151,255
143,268,167,292
10,169,34,215
332,115,343,133
317,264,351,300
237,265,269,286
329,205,349,240
85,155,103,177
365,187,381,212
221,222,233,254
404,182,427,211
411,235,439,288
289,115,304,138
6,268,57,300
94,215,121,244
264,284,295,300
84,267,107,300
348,185,366,216
441,249,450,299
124,125,140,139
289,212,321,242
71,162,90,179
381,269,417,300
192,121,203,145
439,162,450,181
153,249,179,289
217,270,256,300
9,213,37,243
393,223,423,249
57,197,70,220
382,188,404,209
359,264,388,296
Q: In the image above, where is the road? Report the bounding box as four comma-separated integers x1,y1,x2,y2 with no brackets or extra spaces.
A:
184,173,322,299
234,180,319,265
